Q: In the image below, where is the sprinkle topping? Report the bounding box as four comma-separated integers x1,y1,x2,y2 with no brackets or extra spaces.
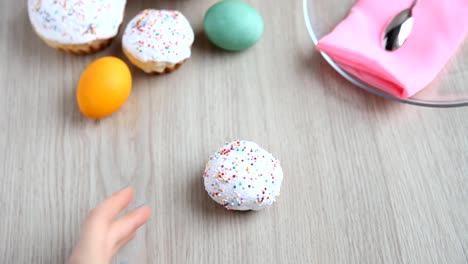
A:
28,0,126,44
122,9,194,63
203,140,284,211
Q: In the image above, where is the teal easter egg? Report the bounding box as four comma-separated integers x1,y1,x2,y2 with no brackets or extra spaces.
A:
203,0,264,51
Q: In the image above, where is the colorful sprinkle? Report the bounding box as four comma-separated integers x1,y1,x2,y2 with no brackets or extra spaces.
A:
203,140,284,211
29,0,125,44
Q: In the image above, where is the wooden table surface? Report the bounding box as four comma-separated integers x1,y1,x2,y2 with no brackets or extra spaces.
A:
1,0,467,263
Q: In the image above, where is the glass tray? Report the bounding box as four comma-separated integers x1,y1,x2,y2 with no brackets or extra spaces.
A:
304,0,468,108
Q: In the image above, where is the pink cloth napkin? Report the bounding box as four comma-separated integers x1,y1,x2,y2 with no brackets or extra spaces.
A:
316,0,468,98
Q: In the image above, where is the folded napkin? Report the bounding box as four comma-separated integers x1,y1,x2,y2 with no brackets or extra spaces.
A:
316,0,468,98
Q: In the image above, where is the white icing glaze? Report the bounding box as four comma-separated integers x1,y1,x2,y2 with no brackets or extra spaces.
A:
28,0,126,44
122,9,194,64
203,140,284,211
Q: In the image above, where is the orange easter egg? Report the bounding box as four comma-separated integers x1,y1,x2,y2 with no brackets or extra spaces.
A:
77,57,132,119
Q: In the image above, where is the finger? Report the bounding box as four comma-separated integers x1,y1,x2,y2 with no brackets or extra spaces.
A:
89,187,135,224
111,232,136,256
109,205,151,243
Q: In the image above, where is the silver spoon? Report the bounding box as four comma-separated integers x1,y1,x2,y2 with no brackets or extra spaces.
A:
383,0,420,51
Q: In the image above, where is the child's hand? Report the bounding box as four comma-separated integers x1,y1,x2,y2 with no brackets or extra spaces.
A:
69,187,151,264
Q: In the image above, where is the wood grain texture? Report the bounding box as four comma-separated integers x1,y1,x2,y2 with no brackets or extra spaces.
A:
1,1,467,263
